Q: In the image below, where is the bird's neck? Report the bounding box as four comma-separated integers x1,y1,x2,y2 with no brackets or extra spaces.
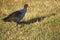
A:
23,7,27,13
24,7,27,11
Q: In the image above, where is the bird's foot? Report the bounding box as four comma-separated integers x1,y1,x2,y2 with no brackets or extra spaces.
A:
15,24,18,30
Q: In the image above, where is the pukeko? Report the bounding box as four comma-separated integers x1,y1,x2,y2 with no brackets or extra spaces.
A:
3,4,28,29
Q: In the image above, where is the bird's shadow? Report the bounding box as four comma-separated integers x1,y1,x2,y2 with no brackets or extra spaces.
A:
19,16,46,25
19,13,56,27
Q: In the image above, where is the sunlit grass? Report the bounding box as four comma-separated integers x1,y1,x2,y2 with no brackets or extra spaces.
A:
0,0,60,40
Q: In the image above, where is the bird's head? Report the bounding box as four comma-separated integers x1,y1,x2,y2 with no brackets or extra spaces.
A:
24,4,28,8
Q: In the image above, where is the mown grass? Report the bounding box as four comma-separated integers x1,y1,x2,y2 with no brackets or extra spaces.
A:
0,0,60,40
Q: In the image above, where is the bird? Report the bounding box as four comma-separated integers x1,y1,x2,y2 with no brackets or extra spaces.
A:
3,4,28,29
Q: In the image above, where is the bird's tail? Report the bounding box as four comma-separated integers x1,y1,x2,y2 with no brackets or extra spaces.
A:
3,18,10,22
3,18,7,22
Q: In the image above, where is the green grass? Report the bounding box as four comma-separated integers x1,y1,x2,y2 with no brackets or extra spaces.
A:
0,0,60,40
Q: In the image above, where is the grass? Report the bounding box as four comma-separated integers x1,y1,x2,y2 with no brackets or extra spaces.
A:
0,0,60,40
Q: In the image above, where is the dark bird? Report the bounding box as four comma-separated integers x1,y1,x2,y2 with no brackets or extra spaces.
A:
3,4,28,29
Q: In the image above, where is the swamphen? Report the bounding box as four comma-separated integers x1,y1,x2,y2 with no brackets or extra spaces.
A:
3,4,28,29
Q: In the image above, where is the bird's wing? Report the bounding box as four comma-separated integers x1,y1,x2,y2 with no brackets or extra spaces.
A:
3,11,21,22
8,11,21,17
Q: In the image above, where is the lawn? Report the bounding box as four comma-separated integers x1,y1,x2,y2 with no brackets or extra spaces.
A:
0,0,60,40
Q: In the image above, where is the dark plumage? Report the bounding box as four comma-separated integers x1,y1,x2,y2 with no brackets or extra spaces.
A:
3,4,28,29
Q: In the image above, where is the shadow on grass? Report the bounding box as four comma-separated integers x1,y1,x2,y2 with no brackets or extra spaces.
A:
20,16,46,25
19,13,56,25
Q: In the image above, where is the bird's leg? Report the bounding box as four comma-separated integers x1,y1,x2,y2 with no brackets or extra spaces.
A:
15,19,20,30
15,23,18,30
